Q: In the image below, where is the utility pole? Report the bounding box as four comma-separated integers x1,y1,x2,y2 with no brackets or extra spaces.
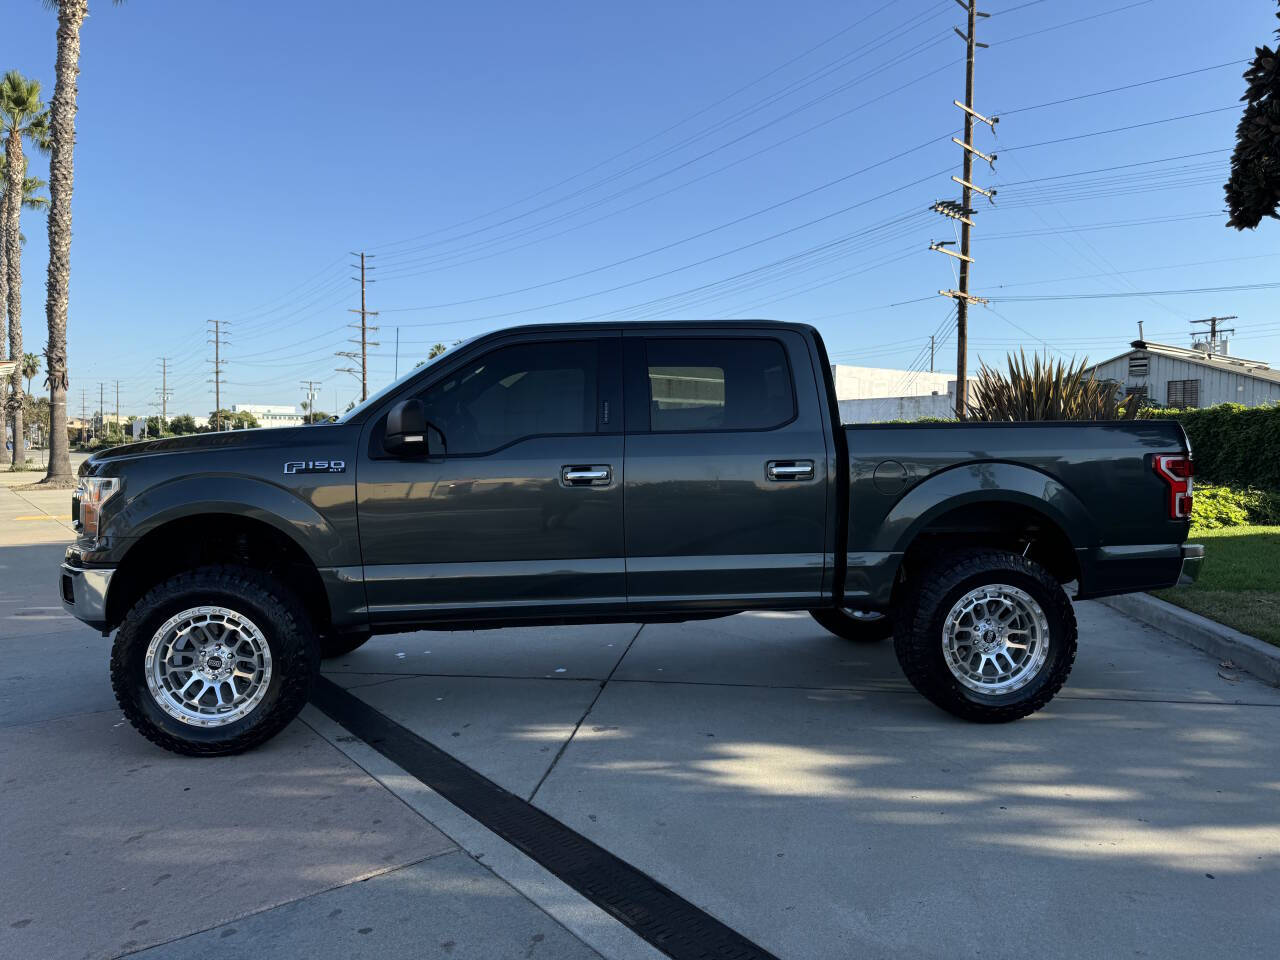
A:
930,335,935,373
394,327,400,380
1191,315,1237,355
81,387,88,440
300,379,318,423
115,380,120,437
208,320,229,430
155,357,172,433
931,0,996,419
98,382,105,438
338,252,379,401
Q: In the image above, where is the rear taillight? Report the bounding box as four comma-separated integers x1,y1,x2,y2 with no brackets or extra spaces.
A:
1153,454,1194,520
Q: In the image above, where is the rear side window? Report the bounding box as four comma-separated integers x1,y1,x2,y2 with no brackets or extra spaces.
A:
415,340,597,455
644,338,794,432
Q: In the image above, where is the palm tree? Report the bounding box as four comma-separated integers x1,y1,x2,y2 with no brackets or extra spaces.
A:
2,71,50,469
39,0,126,484
22,352,40,394
0,160,50,464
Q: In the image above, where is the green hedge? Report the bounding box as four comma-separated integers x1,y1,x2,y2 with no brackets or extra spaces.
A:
1191,484,1280,529
1144,403,1280,490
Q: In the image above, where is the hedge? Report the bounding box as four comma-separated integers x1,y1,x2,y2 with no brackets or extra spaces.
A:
1191,484,1280,529
1144,403,1280,491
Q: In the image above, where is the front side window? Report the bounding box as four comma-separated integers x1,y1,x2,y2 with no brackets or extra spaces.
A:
644,338,794,432
416,340,597,455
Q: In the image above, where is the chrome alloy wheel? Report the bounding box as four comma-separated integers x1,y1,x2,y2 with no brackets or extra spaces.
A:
941,584,1049,695
144,606,272,726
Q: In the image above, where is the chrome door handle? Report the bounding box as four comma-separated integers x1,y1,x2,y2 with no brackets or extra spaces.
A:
562,465,612,487
767,460,814,481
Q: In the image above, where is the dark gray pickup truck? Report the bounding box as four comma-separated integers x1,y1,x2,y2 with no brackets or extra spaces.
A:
61,320,1201,755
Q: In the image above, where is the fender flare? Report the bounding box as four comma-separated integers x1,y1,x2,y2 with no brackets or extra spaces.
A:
106,474,346,568
874,461,1096,556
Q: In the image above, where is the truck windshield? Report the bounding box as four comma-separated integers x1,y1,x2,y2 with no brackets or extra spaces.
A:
336,338,477,423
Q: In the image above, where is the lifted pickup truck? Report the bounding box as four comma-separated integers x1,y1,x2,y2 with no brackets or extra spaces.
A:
62,320,1201,755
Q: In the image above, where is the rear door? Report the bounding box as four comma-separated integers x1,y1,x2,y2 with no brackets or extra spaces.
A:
357,330,625,623
622,328,830,612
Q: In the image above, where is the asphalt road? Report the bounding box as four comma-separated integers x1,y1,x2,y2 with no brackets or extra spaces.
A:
3,475,1277,959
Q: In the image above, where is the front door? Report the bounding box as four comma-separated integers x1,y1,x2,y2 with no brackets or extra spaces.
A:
357,331,624,624
622,328,830,612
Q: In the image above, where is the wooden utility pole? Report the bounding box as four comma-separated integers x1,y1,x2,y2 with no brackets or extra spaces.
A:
931,0,996,418
208,320,229,430
930,335,935,373
155,357,172,432
1190,315,1237,355
338,252,379,401
300,379,318,423
114,380,119,436
98,382,104,437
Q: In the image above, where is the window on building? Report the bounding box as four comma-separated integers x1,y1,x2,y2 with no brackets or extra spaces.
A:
1166,379,1201,409
1125,384,1148,403
414,340,597,455
644,338,794,432
1128,355,1149,377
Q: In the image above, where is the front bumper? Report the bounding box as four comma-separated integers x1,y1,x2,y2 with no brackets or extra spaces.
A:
60,561,114,631
1177,543,1204,586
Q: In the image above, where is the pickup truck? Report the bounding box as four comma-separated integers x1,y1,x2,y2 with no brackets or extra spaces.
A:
61,320,1202,755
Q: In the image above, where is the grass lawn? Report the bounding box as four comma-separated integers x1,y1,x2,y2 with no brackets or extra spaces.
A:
1153,525,1280,648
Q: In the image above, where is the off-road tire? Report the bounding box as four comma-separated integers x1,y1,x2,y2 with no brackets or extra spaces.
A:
110,565,319,756
893,549,1077,722
319,631,372,659
810,607,893,642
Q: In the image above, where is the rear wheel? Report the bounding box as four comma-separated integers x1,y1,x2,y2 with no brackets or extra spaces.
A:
893,549,1076,722
110,565,319,756
810,607,893,642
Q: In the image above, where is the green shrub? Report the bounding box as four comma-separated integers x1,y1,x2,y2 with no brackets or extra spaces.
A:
1145,403,1280,490
1191,484,1280,529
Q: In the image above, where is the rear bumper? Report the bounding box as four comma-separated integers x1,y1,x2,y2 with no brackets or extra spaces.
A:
1177,543,1204,586
60,562,114,631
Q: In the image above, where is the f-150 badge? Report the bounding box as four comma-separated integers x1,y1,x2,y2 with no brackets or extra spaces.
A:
283,459,346,475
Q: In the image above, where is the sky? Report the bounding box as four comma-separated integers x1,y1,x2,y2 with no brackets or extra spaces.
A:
4,0,1278,419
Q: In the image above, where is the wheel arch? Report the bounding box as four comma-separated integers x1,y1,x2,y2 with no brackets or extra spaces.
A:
105,512,332,637
877,462,1093,605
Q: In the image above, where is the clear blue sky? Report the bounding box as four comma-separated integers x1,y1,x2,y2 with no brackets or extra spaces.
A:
5,0,1278,418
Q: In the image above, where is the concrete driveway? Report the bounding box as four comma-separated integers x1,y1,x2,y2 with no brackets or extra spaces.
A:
2,478,1277,959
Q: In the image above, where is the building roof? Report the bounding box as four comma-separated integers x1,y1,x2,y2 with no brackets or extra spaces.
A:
1085,340,1280,386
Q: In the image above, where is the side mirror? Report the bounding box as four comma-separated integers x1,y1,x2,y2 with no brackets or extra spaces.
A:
384,399,428,456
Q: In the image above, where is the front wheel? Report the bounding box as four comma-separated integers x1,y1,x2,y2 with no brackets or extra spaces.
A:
110,565,319,756
893,549,1077,722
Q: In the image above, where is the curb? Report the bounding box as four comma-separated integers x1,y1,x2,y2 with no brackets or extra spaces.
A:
1099,592,1280,688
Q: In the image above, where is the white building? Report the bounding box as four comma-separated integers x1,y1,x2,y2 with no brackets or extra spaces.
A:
229,403,304,428
831,363,956,423
1082,339,1280,409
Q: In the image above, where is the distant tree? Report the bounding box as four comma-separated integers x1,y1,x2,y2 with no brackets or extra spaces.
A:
1226,4,1280,229
232,411,259,430
21,351,39,394
168,413,197,434
428,342,447,358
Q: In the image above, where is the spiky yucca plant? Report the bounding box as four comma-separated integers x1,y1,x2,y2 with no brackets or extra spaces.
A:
967,351,1139,421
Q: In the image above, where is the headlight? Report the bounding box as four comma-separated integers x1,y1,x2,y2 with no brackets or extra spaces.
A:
76,477,121,539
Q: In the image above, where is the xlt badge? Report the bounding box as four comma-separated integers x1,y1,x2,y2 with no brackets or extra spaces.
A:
284,459,346,475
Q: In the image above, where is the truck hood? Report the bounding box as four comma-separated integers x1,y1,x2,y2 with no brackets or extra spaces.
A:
82,425,338,472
